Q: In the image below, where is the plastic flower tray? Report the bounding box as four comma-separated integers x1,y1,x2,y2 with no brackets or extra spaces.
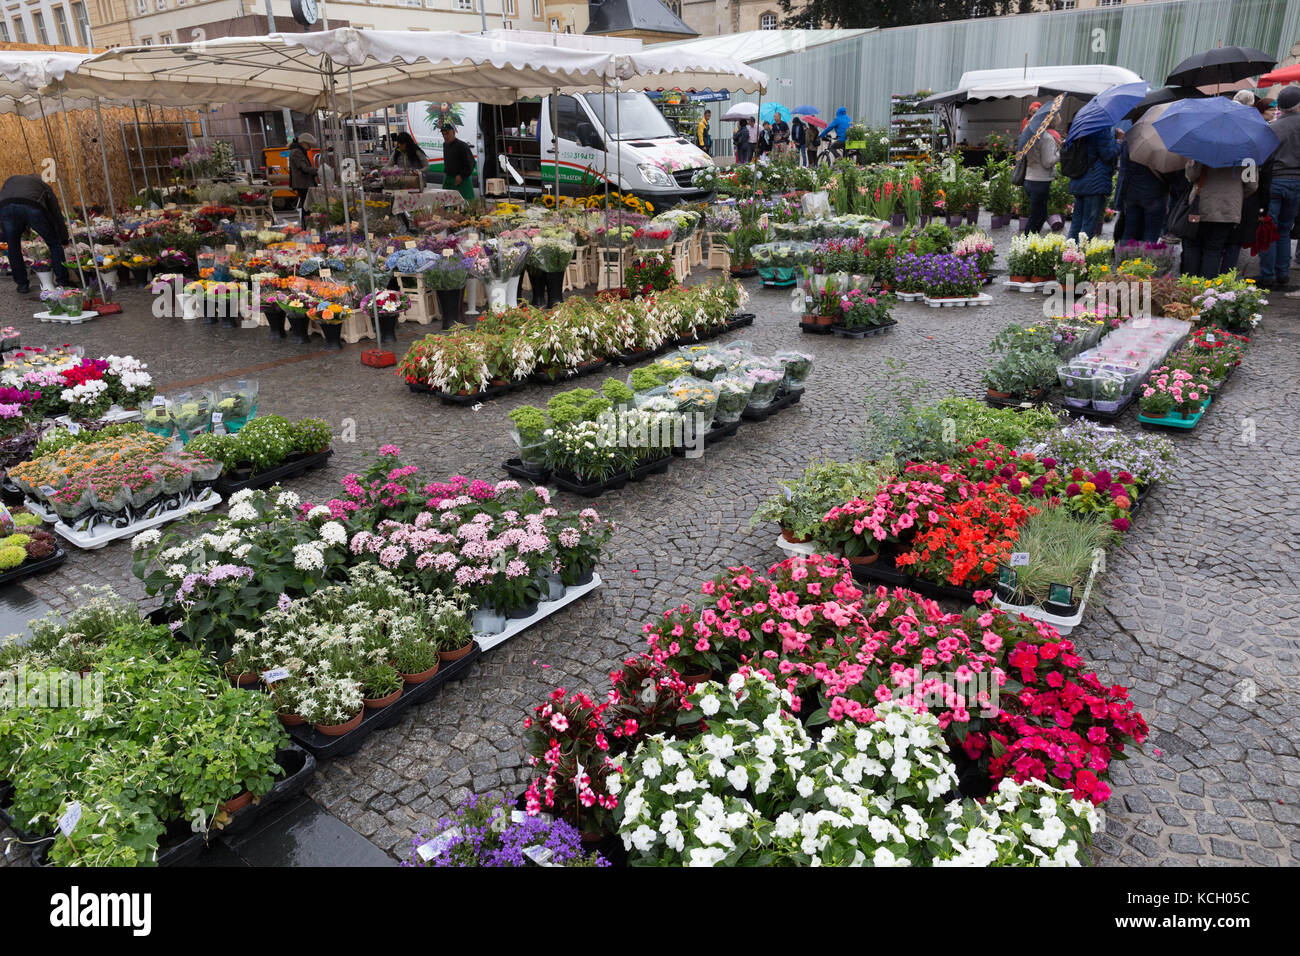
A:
991,558,1100,637
34,310,99,325
774,534,820,559
832,319,897,339
1002,279,1056,293
0,546,67,587
552,469,630,498
847,556,980,605
741,387,803,422
285,642,483,760
26,492,223,551
475,574,602,653
798,320,836,335
501,457,551,484
894,291,925,301
214,448,333,497
1138,395,1210,431
627,455,674,479
922,293,993,308
28,746,316,866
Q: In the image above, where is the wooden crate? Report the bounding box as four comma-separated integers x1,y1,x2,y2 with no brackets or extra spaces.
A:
706,233,731,270
394,272,436,325
595,247,630,291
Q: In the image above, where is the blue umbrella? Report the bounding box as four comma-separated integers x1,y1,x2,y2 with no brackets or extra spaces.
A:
760,102,792,124
792,105,819,116
1063,81,1150,146
1152,97,1280,167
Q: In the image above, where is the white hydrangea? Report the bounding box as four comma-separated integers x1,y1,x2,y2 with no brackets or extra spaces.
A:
131,529,161,551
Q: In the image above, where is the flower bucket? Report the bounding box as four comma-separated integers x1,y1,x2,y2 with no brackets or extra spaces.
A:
180,291,202,321
1048,214,1064,232
35,270,55,292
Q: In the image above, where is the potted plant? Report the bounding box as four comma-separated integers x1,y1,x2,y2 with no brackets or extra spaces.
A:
1012,507,1114,615
361,662,403,709
393,633,441,684
750,459,891,547
527,234,576,308
310,300,348,350
423,252,473,330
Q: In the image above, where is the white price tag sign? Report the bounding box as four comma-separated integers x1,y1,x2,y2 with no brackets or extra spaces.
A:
416,827,460,861
319,268,331,279
511,810,527,824
211,412,223,425
58,802,82,837
1010,552,1030,567
152,395,167,407
1204,334,1216,344
523,845,556,866
261,666,289,683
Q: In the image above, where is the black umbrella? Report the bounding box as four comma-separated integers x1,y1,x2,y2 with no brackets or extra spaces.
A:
1124,85,1206,122
1166,46,1275,88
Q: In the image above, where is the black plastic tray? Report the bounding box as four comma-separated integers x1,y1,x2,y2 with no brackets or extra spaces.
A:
833,319,897,338
626,456,672,481
848,559,979,605
798,321,835,335
437,381,524,405
0,475,24,506
502,457,551,484
285,642,482,759
741,387,803,422
728,313,756,330
705,418,742,444
214,449,333,497
216,745,317,839
551,470,630,498
0,547,66,587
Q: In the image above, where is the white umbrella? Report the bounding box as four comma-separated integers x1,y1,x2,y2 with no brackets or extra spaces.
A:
722,102,759,122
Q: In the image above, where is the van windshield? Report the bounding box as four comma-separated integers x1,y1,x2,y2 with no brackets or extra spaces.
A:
581,93,675,141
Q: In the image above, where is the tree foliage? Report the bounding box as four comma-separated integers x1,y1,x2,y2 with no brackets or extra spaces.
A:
778,0,1036,30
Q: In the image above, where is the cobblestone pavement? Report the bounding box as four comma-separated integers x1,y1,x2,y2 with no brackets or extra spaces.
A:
2,221,1298,867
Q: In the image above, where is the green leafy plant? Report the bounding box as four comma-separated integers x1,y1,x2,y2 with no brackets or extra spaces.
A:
1010,508,1115,606
750,459,894,545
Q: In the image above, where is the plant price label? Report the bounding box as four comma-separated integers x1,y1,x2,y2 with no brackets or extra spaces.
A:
1010,552,1030,567
523,845,556,866
319,269,331,279
1204,334,1216,344
511,810,527,824
211,412,223,425
225,244,237,253
416,827,460,861
261,666,289,684
58,802,81,836
405,240,418,249
152,396,167,407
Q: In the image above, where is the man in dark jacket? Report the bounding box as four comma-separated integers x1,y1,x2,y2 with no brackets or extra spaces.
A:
1259,85,1300,289
1067,126,1120,241
0,174,70,293
440,124,475,201
1116,138,1169,244
287,133,318,226
791,117,807,166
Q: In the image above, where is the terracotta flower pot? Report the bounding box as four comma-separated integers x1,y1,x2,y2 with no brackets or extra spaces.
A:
815,313,835,326
438,642,474,664
219,791,253,815
986,389,1013,399
399,661,440,685
314,710,364,736
781,527,811,544
682,672,710,687
1009,275,1028,283
277,711,306,728
363,685,403,710
1030,275,1052,283
845,553,879,566
227,668,260,687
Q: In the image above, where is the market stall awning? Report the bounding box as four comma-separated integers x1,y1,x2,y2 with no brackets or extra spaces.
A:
53,29,765,115
931,65,1146,105
0,51,98,117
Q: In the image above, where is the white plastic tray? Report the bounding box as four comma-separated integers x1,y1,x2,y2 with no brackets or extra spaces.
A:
35,310,99,324
26,492,223,551
774,533,819,558
894,291,925,301
474,574,602,652
923,293,993,308
1002,279,1056,293
990,558,1099,636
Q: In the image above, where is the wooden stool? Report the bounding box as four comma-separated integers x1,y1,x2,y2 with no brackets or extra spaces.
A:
394,272,436,325
671,241,690,282
595,247,628,291
690,233,704,267
341,309,376,345
707,233,731,270
486,178,507,196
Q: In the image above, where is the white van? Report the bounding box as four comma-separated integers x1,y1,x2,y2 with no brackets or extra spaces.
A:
406,94,716,206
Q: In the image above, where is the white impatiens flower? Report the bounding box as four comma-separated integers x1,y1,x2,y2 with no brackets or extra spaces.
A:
774,812,799,839
630,825,657,853
686,847,726,867
796,775,815,798
699,693,720,717
873,847,909,867
640,757,661,780
726,765,749,791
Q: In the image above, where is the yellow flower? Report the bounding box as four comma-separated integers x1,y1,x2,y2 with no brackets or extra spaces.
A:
1080,481,1096,495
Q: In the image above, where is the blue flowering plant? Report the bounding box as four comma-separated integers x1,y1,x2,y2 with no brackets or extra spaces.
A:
402,792,609,867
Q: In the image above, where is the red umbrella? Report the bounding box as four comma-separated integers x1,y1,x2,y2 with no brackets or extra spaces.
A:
1260,63,1300,86
802,115,828,130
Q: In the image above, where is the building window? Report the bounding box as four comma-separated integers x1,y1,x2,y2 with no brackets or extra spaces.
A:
504,0,515,13
1052,0,1076,8
456,0,473,9
32,11,48,43
142,37,153,45
137,0,148,13
156,0,167,10
533,0,540,17
72,2,89,43
158,32,171,43
53,6,71,44
1098,0,1122,5
0,22,9,43
14,18,26,43
760,12,777,29
550,17,559,30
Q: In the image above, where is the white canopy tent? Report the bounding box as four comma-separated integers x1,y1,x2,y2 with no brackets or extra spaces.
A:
27,29,765,333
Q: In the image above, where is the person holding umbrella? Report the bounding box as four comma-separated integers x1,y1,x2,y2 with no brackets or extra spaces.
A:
1181,157,1257,278
747,118,759,164
1222,91,1274,273
792,116,808,165
1258,86,1300,289
1065,122,1120,242
1020,111,1060,234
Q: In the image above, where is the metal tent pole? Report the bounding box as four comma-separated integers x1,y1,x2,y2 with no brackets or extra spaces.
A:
35,97,86,288
57,90,108,300
326,73,352,244
602,76,610,291
552,86,560,203
130,101,153,202
345,67,381,345
616,82,623,290
93,99,118,223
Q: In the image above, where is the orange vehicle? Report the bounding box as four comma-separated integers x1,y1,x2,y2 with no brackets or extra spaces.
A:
263,144,319,207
